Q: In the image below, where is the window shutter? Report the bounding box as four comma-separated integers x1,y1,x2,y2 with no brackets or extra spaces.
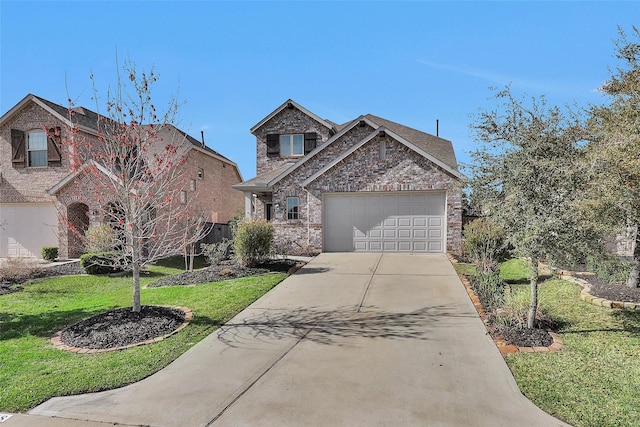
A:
11,129,25,166
304,132,317,154
47,127,62,165
266,134,279,155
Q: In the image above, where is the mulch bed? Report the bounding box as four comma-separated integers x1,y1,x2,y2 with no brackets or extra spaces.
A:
147,258,300,288
497,326,553,348
60,306,187,350
0,262,85,295
3,258,302,351
577,273,640,303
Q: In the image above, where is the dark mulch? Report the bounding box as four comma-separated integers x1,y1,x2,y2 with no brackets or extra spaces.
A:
498,326,553,348
148,258,301,288
60,306,187,350
578,273,640,303
0,262,85,295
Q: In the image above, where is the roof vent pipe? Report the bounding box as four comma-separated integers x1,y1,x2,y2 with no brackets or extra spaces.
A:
436,119,439,137
201,130,205,146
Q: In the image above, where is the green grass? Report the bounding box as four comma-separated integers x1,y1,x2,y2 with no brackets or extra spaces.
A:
506,278,640,427
454,257,640,425
0,265,286,412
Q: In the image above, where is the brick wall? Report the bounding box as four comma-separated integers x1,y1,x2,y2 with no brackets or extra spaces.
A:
1,100,244,258
253,108,333,175
268,134,462,254
0,102,83,203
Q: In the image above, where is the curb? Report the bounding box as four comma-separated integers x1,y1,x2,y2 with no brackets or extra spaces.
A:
51,306,193,354
560,274,640,310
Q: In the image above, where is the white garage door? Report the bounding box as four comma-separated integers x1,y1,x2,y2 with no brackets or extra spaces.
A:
0,203,58,258
323,192,446,253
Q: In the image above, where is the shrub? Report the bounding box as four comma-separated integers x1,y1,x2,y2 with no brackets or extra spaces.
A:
463,218,507,274
41,246,58,261
0,257,42,283
587,256,633,284
202,239,233,265
470,271,505,311
84,225,118,254
79,252,125,275
233,218,274,267
495,286,554,330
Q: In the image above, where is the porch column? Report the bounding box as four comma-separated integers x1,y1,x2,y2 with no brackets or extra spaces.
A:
244,192,253,218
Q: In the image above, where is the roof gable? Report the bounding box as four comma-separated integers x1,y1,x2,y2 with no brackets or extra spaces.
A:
0,94,103,135
301,126,464,187
250,99,336,134
364,114,458,170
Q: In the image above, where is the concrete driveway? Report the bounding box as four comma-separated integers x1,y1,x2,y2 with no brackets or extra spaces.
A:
12,253,568,427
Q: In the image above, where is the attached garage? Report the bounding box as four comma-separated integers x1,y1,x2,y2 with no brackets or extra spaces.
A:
0,203,58,258
323,192,446,253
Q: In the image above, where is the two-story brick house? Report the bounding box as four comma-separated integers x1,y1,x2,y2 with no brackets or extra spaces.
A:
0,94,244,259
234,99,464,254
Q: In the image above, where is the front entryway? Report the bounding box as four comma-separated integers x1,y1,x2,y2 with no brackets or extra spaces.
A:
323,192,446,252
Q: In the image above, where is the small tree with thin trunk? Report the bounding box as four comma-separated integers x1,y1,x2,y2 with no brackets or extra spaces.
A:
584,26,640,288
65,60,209,312
469,87,604,328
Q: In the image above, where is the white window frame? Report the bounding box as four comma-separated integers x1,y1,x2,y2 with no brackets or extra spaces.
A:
179,190,187,205
190,179,196,191
27,129,48,167
287,197,299,220
279,134,304,157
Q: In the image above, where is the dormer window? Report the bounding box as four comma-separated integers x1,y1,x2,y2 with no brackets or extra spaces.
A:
279,134,304,157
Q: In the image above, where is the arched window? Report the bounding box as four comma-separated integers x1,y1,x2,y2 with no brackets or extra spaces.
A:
27,129,48,167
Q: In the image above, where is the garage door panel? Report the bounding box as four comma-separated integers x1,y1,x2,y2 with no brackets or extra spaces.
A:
413,217,427,227
368,229,382,238
324,192,445,253
413,229,427,238
398,217,411,227
399,229,412,238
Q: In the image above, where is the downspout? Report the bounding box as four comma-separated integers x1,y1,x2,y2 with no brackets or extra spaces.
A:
303,186,311,250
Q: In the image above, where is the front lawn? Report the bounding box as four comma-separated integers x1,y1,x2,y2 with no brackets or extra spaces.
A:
0,266,286,412
454,259,640,426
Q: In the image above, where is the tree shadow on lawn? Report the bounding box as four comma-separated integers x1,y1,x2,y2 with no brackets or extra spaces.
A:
216,305,475,348
503,273,553,285
0,307,116,341
561,309,640,336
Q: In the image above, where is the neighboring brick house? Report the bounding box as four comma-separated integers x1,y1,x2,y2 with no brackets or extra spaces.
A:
0,94,243,259
234,99,464,254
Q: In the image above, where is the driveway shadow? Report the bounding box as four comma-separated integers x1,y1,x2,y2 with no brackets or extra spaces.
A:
217,305,473,347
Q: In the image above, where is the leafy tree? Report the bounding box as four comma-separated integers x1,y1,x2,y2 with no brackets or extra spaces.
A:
585,26,640,288
469,87,603,328
65,60,209,312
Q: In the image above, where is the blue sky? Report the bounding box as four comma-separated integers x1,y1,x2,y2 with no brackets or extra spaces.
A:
1,1,638,179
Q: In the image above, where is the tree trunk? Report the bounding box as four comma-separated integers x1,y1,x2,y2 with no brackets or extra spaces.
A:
527,257,539,329
627,227,640,288
132,261,141,313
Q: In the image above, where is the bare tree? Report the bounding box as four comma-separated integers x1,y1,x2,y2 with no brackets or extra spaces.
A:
65,60,209,312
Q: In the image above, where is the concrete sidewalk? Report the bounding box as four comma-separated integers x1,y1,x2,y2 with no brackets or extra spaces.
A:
7,253,569,426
